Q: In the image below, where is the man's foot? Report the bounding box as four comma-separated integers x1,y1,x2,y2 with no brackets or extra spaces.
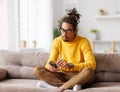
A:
36,80,57,89
73,85,82,91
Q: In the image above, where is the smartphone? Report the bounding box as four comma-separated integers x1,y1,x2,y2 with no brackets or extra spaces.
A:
49,61,58,68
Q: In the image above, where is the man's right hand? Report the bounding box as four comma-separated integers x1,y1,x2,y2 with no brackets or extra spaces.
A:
48,64,59,72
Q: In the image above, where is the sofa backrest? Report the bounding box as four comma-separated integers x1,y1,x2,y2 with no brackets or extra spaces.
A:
94,53,120,82
1,50,120,82
0,50,50,79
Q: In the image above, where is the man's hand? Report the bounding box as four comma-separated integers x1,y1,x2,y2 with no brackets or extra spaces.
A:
48,60,74,72
48,65,59,72
48,62,59,72
49,61,58,68
56,59,69,68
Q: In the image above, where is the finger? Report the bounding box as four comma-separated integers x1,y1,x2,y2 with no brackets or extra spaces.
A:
56,60,62,65
60,60,69,68
60,61,66,67
57,60,67,68
49,65,57,72
56,60,64,66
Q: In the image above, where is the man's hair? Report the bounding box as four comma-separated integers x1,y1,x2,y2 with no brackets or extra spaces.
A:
59,8,81,31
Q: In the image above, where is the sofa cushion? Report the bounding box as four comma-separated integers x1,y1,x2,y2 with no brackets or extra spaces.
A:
95,72,120,82
0,79,60,92
91,82,120,88
94,53,120,72
21,51,49,67
94,53,120,82
78,86,120,92
0,50,50,79
0,68,7,80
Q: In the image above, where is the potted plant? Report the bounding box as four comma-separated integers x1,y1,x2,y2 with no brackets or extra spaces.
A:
90,29,98,40
20,40,26,48
99,9,105,15
32,40,37,48
90,29,98,33
53,28,61,39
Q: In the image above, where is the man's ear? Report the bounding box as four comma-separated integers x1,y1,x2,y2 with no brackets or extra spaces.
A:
74,30,78,34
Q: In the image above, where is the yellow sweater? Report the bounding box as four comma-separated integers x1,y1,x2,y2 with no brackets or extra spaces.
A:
45,35,96,72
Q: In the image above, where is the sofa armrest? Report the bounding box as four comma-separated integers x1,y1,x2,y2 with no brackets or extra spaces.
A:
0,68,7,80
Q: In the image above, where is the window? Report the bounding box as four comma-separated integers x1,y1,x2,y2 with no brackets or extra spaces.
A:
19,0,53,52
19,0,38,48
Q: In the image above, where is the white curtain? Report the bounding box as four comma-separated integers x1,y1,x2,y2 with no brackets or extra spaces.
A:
0,0,19,51
36,0,53,52
0,0,9,50
19,0,53,52
0,0,53,52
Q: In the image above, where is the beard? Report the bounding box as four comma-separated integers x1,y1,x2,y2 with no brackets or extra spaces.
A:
62,36,69,42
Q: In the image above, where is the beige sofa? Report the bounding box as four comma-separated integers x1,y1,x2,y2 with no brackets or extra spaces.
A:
0,50,120,92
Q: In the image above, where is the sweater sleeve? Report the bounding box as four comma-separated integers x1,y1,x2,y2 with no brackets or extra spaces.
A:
73,38,96,71
45,38,59,69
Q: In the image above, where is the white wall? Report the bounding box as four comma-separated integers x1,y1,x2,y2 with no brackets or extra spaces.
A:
54,0,120,41
78,0,120,41
53,0,63,28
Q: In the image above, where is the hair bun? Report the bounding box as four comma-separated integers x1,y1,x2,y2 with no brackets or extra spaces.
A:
68,8,81,23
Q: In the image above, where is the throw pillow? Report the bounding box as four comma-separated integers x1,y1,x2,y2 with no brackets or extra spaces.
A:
0,68,7,80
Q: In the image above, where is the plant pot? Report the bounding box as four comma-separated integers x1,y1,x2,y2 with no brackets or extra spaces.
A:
99,11,104,15
99,9,105,16
91,33,97,40
32,41,37,48
20,40,26,48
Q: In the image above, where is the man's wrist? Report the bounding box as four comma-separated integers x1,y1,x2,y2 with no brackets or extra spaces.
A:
68,63,74,69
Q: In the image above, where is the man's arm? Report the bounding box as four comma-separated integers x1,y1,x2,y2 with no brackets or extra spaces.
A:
72,39,96,72
45,38,59,71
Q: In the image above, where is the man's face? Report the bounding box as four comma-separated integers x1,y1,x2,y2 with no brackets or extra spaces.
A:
60,22,77,42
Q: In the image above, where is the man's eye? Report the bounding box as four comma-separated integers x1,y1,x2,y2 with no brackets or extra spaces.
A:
66,29,72,32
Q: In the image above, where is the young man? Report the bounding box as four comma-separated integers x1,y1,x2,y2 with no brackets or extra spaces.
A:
34,8,96,92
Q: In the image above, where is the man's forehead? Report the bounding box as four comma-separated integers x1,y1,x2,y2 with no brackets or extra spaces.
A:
61,22,73,29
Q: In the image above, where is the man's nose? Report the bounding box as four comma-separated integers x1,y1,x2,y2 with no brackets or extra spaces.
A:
62,31,67,36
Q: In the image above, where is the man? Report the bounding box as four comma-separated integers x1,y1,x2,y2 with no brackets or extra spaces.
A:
34,8,96,92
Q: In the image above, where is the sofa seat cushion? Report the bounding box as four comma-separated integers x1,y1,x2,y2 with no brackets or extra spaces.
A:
63,82,120,92
78,87,120,92
75,82,120,92
78,82,120,92
0,68,7,80
91,82,120,87
0,79,60,92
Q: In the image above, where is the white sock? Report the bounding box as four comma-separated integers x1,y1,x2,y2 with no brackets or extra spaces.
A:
73,85,82,91
36,80,57,89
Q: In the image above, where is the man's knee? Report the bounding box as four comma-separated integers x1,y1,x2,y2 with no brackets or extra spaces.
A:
81,68,95,88
33,66,39,77
33,66,45,78
82,68,94,75
81,68,95,81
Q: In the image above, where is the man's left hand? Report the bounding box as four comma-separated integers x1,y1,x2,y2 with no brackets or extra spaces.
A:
56,59,69,68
